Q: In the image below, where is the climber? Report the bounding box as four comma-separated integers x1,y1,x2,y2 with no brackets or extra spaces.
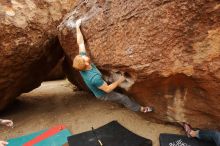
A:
72,19,153,113
0,119,13,146
183,122,220,146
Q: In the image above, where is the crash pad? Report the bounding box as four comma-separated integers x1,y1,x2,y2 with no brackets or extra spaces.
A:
7,125,71,146
23,125,66,146
67,121,152,146
7,130,46,146
159,133,216,146
34,129,71,146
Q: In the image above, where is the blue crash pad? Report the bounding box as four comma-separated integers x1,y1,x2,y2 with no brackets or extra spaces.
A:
7,130,46,146
7,129,71,146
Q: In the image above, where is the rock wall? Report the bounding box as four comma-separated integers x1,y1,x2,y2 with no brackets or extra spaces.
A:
0,0,75,110
45,58,65,81
58,0,220,129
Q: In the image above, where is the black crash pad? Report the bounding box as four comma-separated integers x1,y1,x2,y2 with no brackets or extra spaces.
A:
68,121,152,146
159,133,216,146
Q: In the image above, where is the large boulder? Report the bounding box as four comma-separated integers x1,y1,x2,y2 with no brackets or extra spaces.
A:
58,0,220,129
0,0,76,110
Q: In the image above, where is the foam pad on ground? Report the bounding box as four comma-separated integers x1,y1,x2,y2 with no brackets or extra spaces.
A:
23,125,66,146
34,129,71,146
7,126,71,146
159,133,216,146
7,130,46,146
68,121,152,146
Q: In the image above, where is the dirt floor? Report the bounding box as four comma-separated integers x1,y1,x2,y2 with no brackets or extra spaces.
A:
0,80,183,146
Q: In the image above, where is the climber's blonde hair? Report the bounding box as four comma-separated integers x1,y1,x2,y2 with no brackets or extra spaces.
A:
73,55,86,71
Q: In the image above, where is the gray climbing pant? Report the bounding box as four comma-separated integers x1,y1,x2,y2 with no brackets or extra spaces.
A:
198,130,220,146
98,91,141,112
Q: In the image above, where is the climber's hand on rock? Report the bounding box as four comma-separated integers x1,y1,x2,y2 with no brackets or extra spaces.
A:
118,75,126,83
76,19,82,28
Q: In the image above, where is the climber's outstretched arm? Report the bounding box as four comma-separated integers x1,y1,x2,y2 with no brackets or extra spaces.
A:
76,19,86,54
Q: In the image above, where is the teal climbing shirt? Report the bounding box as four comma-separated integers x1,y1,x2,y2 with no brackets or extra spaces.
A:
79,51,106,97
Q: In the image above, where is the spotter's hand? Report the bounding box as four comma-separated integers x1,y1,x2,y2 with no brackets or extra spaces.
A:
1,120,13,127
0,141,8,146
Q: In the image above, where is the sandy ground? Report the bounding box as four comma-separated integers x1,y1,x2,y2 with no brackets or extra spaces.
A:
0,80,182,146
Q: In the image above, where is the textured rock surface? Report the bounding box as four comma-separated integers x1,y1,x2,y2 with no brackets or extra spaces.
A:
45,58,65,81
0,0,76,110
58,0,220,129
